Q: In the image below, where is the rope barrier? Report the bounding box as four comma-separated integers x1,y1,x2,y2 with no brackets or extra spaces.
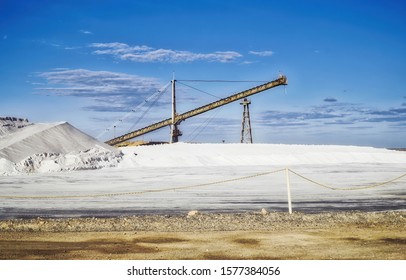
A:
288,169,406,191
0,168,286,200
1,168,405,200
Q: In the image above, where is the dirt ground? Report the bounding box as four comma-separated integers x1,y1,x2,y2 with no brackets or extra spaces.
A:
0,211,405,260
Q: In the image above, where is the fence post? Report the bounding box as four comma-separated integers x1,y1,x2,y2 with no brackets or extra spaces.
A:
285,168,292,214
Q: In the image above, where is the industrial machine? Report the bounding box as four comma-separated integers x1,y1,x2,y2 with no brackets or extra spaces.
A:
105,75,287,146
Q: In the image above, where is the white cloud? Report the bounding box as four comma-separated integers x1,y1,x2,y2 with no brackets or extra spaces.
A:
64,46,81,50
249,50,274,57
88,42,242,63
258,101,406,129
79,30,93,35
36,69,163,112
241,60,256,65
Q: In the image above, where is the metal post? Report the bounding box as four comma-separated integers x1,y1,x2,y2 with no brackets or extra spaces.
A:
285,168,292,214
170,75,177,143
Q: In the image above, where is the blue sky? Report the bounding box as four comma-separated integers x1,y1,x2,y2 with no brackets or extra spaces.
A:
1,0,405,147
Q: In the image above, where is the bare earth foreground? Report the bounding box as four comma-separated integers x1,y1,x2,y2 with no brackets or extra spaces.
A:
0,211,405,260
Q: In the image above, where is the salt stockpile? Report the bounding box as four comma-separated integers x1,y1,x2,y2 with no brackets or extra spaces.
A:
2,116,406,175
0,118,122,175
118,143,406,167
0,117,32,137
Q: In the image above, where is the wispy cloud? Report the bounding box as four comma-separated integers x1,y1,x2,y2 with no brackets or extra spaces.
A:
365,108,406,123
324,97,337,102
36,69,163,112
259,109,344,127
79,29,93,35
369,108,406,116
88,42,243,63
249,50,274,57
241,61,256,65
258,102,406,128
33,39,81,51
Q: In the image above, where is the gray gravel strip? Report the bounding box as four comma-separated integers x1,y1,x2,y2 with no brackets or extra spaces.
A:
1,210,404,232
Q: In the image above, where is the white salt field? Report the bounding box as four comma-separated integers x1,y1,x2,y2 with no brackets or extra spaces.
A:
1,118,405,218
1,145,405,218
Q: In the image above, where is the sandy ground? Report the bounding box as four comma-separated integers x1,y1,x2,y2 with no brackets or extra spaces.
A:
0,211,405,260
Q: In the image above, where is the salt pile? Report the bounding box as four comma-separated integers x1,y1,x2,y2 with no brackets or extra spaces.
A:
0,117,32,137
0,117,122,175
2,117,406,175
118,143,406,167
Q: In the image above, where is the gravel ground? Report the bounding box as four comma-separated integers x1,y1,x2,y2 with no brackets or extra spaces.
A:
1,211,405,260
1,210,404,233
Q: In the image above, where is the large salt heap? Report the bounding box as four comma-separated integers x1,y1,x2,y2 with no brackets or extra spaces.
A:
118,142,406,167
0,117,32,137
0,117,122,175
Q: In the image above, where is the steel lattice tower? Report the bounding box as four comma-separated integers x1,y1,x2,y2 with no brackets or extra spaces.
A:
240,98,253,143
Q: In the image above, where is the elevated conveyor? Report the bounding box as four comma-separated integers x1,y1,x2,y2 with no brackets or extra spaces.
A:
106,75,287,146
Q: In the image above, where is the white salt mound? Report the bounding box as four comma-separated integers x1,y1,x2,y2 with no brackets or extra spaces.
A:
13,147,122,174
2,117,406,175
118,142,406,168
0,117,122,175
0,117,32,137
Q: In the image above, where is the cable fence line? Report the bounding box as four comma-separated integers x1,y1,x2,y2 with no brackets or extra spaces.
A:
0,168,286,200
288,169,406,191
0,168,405,200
